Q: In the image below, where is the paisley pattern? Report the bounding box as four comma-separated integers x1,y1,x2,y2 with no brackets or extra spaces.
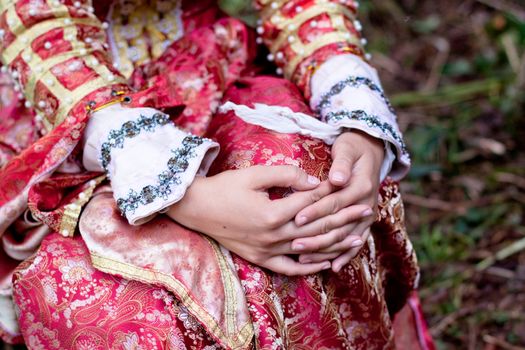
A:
1,1,430,349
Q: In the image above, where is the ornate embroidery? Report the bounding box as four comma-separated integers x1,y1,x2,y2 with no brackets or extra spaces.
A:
315,75,395,114
116,135,205,216
324,109,408,153
99,112,170,170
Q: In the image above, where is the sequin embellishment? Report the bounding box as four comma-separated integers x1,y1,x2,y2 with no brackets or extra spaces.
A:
115,135,205,216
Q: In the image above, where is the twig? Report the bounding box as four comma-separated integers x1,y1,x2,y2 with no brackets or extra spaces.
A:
483,334,525,350
496,172,525,191
403,193,468,213
430,306,476,337
476,236,525,271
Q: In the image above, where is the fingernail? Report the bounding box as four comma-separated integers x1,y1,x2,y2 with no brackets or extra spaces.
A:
292,243,305,251
322,262,331,270
296,215,308,226
350,239,363,248
307,175,320,185
361,208,374,217
332,172,346,183
301,258,312,264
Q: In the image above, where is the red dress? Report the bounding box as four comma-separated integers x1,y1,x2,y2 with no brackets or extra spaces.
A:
0,0,433,349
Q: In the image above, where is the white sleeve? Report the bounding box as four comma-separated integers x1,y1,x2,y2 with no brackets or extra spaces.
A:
82,104,219,225
310,54,411,180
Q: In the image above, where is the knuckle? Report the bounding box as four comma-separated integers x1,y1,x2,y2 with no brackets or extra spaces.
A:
259,211,281,229
361,180,374,194
330,198,340,214
321,219,331,234
309,190,322,203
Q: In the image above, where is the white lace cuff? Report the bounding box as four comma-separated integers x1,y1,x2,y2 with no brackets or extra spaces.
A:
82,104,219,225
310,54,411,180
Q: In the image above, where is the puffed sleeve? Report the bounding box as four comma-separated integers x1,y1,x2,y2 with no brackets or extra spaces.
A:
0,0,219,225
254,0,410,179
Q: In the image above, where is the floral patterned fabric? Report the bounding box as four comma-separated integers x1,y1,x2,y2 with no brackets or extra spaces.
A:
1,1,434,349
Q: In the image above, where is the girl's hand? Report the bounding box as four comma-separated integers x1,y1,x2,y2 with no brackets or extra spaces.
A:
293,131,385,272
167,165,367,276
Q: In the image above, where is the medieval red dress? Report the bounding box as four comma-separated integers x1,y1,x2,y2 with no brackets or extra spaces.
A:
0,0,434,349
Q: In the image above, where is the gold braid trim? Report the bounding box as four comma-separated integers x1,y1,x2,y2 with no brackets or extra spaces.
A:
59,175,105,237
1,17,101,64
284,31,361,78
90,252,255,350
269,2,357,54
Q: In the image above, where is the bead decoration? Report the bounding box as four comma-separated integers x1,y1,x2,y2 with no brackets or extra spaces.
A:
324,109,407,153
99,113,171,170
315,75,395,114
116,135,206,216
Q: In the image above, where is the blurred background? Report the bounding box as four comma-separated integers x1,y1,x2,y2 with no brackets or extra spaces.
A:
358,0,525,348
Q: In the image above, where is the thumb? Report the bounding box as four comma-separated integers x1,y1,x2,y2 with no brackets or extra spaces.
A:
248,165,320,191
329,136,357,186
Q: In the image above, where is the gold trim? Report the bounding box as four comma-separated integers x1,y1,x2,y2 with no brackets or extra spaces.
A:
22,50,79,104
284,31,361,78
59,175,105,237
1,17,101,65
205,237,238,335
4,5,25,36
259,0,286,22
269,2,357,53
90,252,255,349
53,75,125,126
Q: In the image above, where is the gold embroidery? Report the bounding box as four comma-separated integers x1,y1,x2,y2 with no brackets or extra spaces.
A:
205,237,238,336
59,175,105,237
285,31,361,78
4,5,26,36
109,0,183,78
269,2,357,53
90,252,255,350
1,17,101,64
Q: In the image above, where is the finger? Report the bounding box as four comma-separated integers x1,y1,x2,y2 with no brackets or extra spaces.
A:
329,136,357,186
248,165,320,191
270,181,335,221
317,232,365,254
298,252,340,263
264,255,331,276
280,204,372,246
295,173,375,226
289,222,359,252
331,229,371,273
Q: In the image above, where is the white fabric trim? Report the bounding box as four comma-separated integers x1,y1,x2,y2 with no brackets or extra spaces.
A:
310,54,411,180
83,105,219,225
219,102,394,182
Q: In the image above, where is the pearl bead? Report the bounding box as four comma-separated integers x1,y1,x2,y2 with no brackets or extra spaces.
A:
21,37,29,44
79,48,87,55
107,74,115,82
85,37,93,43
22,53,31,61
44,41,52,49
28,8,37,16
78,192,87,200
361,38,368,45
65,34,74,41
64,18,72,25
276,67,283,75
276,51,284,60
61,229,69,237
287,24,296,31
73,1,81,8
354,20,362,31
270,2,278,9
295,6,303,12
365,53,372,60
0,29,5,36
35,114,43,122
38,100,46,108
267,53,274,61
90,58,99,66
256,37,263,44
89,180,96,187
287,35,295,43
0,66,7,73
24,100,32,108
102,22,109,29
45,78,54,86
11,70,18,78
256,26,264,35
310,20,318,28
65,97,73,104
